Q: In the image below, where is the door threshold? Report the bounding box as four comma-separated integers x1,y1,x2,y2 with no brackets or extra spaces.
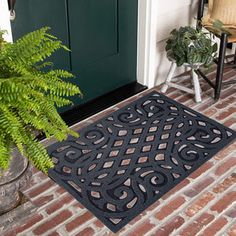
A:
61,82,147,126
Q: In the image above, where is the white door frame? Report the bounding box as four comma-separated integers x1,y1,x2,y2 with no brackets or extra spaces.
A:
137,0,156,88
0,0,154,87
0,0,13,42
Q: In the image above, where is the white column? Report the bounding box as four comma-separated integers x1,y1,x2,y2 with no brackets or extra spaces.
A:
0,0,13,42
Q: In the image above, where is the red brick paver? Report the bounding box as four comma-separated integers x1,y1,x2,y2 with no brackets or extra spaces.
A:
2,68,236,236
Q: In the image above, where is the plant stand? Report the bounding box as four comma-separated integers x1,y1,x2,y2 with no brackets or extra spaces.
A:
161,62,202,103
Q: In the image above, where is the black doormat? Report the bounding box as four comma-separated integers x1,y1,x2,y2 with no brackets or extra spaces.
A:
47,91,236,232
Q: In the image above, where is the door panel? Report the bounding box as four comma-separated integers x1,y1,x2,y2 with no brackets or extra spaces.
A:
68,0,118,64
11,0,70,71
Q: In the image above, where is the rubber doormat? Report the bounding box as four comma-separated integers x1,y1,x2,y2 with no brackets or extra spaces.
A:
48,91,236,232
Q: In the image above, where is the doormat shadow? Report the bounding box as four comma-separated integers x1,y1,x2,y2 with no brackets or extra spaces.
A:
47,91,236,232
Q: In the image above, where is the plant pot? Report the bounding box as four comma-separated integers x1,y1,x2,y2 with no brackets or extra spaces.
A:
0,150,32,215
168,57,204,69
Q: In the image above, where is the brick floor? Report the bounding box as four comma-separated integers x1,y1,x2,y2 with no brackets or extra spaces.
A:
2,68,236,236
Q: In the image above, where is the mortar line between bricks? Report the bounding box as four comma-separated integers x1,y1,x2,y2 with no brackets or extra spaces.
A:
23,231,34,236
213,163,235,179
66,217,97,236
44,216,96,236
23,177,52,194
216,218,236,236
112,152,236,236
93,227,113,236
217,106,236,123
17,199,87,236
56,227,69,236
29,184,59,200
39,193,79,215
30,171,47,180
81,217,105,235
143,167,236,236
168,181,236,236
57,205,91,235
35,191,69,212
18,209,87,236
223,113,236,124
39,217,76,236
196,201,236,236
93,218,121,236
77,217,104,235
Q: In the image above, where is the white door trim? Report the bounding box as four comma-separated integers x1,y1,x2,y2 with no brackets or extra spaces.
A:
137,0,156,88
0,0,12,42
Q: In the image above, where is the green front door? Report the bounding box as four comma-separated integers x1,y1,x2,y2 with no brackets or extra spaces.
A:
11,0,138,110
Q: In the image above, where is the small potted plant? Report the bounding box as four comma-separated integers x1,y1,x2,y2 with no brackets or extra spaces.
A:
165,26,217,67
162,26,218,103
0,27,81,214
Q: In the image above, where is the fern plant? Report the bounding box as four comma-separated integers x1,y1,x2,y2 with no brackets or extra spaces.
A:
0,27,81,173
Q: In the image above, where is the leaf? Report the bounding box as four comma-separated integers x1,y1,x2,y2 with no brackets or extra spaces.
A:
212,43,218,53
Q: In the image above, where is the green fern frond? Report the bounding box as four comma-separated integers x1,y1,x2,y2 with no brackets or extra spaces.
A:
47,69,75,79
35,62,53,70
0,105,25,153
0,132,12,170
24,136,54,173
46,95,72,107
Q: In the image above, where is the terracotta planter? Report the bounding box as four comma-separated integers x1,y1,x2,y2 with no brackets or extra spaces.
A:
0,150,32,215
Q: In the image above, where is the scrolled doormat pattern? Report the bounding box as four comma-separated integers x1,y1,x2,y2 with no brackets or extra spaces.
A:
48,91,236,232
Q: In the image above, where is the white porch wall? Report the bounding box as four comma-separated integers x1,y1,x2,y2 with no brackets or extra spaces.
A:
152,0,198,87
0,0,12,42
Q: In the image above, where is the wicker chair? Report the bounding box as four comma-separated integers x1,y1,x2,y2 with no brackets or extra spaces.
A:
197,0,236,100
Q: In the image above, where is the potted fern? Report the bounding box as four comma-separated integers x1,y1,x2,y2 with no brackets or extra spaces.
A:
165,26,217,67
0,27,81,214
